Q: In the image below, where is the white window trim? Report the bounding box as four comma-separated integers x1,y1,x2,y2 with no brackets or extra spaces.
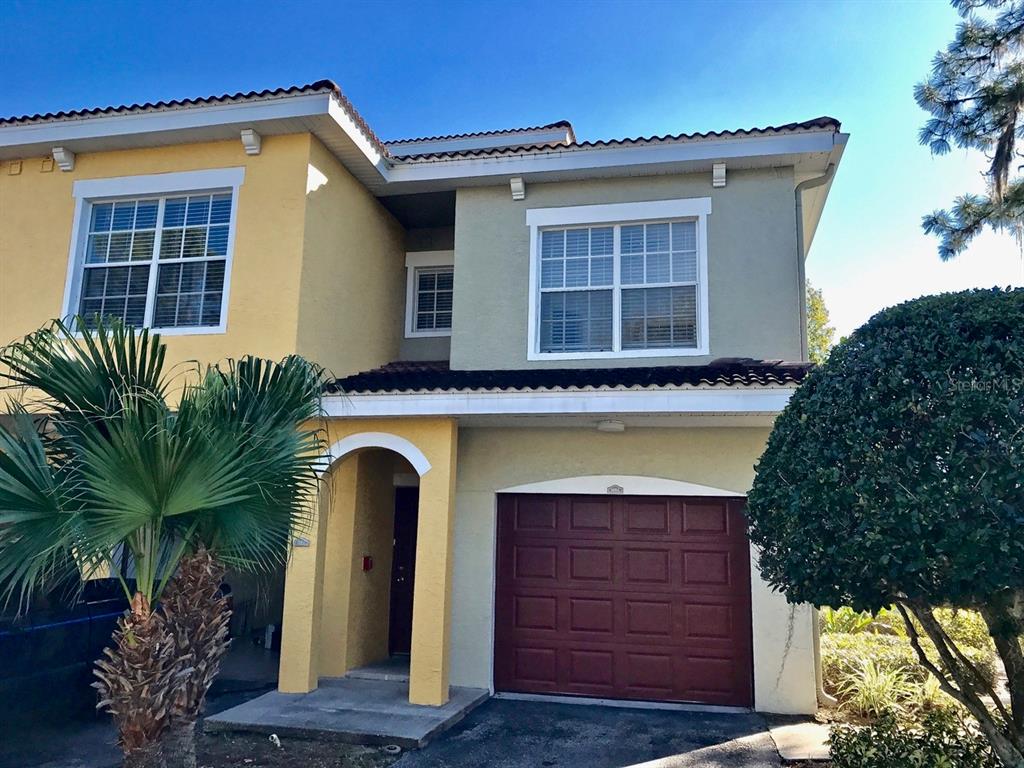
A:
61,167,245,336
405,250,455,338
526,198,711,361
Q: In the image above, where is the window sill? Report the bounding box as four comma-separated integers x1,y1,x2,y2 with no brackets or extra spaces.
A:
405,329,452,339
527,345,709,361
71,323,228,338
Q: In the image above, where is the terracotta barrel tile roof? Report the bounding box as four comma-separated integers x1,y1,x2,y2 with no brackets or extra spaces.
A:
324,359,811,395
385,120,576,146
2,80,839,168
391,116,842,162
0,79,393,160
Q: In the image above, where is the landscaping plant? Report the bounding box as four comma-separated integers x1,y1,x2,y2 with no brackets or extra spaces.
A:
831,710,1001,768
746,288,1024,766
0,318,324,768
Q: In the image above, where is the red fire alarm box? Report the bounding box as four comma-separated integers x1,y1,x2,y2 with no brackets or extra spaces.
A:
361,555,373,572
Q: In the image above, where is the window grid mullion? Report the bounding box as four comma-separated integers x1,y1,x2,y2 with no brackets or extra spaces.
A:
142,198,165,328
612,225,622,352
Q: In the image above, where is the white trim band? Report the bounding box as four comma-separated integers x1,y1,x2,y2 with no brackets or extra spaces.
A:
498,474,745,496
323,386,795,418
72,167,246,199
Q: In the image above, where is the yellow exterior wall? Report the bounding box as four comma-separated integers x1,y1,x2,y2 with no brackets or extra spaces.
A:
0,137,311,370
449,425,818,715
294,136,406,378
279,417,458,706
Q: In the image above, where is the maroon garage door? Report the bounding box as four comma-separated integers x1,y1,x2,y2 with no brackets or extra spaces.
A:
494,494,753,707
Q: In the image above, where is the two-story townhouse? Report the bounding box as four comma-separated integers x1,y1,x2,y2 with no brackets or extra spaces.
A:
0,81,846,716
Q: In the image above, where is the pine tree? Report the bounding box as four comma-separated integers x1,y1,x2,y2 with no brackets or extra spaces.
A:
916,0,1024,260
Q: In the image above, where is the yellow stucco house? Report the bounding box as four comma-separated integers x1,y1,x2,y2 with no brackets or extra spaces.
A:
0,81,847,715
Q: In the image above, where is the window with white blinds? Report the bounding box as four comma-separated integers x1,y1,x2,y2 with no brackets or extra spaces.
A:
413,266,454,332
536,217,703,356
73,190,235,332
405,251,455,338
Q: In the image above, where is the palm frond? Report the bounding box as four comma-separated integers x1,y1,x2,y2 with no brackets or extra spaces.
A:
0,317,167,424
0,406,82,610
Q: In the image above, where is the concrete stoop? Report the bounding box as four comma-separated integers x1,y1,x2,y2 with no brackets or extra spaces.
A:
764,715,831,763
204,677,489,749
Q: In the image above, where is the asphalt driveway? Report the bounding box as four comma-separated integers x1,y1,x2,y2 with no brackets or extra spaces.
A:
395,698,781,768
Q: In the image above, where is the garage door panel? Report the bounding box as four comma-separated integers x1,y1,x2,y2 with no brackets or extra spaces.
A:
567,498,615,533
495,494,753,707
623,499,672,534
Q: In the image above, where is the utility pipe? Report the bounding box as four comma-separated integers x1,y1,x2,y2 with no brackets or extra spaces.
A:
794,163,837,362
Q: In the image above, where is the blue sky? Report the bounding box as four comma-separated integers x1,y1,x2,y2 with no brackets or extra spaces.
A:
3,0,1021,336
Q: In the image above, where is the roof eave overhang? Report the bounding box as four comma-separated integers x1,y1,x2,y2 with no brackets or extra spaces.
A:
380,129,848,195
0,94,846,197
322,385,797,419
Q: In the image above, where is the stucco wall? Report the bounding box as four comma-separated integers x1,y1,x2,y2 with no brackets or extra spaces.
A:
295,137,407,377
450,168,802,370
0,136,310,370
344,451,397,669
449,425,817,715
400,225,454,362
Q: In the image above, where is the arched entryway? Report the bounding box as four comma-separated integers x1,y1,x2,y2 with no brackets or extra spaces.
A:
278,418,458,706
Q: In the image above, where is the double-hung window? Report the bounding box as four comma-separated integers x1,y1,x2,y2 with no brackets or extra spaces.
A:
63,168,243,334
527,198,711,360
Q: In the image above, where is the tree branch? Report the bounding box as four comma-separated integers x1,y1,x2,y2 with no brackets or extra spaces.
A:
900,602,1024,765
982,593,1024,733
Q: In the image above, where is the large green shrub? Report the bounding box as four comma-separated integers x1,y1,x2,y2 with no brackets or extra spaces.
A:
831,710,1000,768
747,288,1024,765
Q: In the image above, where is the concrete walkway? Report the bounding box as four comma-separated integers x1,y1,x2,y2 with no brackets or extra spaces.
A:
394,698,783,768
205,677,489,748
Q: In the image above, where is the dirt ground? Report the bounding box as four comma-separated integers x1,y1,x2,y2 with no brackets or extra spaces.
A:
198,732,402,768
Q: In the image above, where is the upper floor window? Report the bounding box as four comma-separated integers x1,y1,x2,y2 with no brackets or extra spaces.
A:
405,251,454,338
63,168,243,335
527,198,710,360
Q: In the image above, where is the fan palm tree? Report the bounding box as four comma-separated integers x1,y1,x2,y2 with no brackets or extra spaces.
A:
0,318,324,768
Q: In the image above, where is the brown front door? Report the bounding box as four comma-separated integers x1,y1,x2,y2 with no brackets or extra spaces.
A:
388,487,419,655
494,494,753,707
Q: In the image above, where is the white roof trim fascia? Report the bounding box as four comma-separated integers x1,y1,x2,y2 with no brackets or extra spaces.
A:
0,92,333,150
385,130,846,184
497,474,745,497
322,387,795,418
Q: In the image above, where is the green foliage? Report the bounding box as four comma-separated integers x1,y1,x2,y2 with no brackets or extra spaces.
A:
822,606,875,635
830,710,1001,768
823,633,929,690
821,632,998,703
916,0,1024,259
836,660,917,719
747,288,1024,613
806,281,836,364
0,318,326,607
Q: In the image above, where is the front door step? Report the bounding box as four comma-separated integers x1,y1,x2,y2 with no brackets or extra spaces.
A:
345,656,411,683
204,677,489,749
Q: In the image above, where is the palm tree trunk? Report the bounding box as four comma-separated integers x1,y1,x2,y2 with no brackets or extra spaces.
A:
123,742,166,768
161,721,197,768
94,593,179,768
160,548,231,768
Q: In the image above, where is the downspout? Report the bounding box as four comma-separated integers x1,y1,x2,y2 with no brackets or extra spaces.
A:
794,163,836,361
796,163,839,708
812,608,838,708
